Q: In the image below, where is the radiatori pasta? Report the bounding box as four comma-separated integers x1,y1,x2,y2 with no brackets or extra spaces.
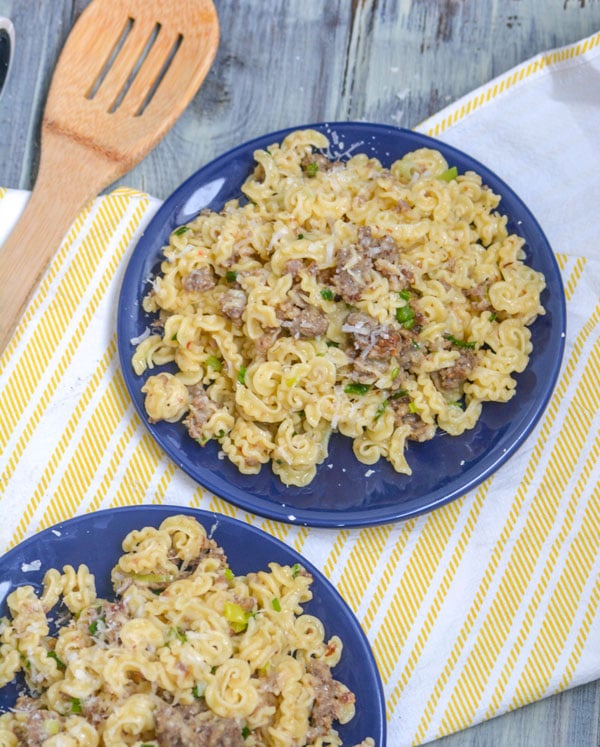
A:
0,515,374,747
132,129,546,486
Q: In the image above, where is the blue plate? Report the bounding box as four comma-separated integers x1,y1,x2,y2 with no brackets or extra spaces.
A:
117,122,566,528
0,505,386,746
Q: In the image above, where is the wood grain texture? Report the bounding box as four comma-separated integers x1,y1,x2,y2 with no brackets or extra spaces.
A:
0,0,599,744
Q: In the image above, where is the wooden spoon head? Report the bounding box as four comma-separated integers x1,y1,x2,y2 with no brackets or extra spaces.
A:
43,0,219,177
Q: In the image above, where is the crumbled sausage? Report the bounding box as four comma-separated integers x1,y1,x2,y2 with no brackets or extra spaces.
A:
13,698,65,747
436,350,476,390
306,660,355,741
279,302,329,339
333,245,372,303
184,385,219,440
301,152,340,174
182,267,216,292
343,311,423,383
154,701,245,747
218,289,247,321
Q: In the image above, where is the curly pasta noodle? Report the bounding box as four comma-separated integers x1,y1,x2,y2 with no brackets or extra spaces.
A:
131,129,546,486
0,516,371,747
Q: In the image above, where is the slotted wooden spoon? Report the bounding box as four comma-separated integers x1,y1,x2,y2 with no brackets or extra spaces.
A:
0,0,219,353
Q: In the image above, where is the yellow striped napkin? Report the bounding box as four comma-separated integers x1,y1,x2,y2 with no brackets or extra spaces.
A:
1,31,599,745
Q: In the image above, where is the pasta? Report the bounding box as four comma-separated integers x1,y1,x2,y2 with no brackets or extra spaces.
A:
131,129,546,486
0,515,373,746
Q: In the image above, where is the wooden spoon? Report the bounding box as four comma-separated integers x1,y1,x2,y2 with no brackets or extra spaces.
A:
0,0,219,353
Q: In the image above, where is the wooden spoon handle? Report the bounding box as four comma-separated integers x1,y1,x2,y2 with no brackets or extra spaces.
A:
0,125,119,352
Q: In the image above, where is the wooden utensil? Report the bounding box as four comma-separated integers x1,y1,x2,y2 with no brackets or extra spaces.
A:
0,0,219,353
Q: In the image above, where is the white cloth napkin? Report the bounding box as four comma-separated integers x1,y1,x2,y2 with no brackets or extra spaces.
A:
1,31,599,746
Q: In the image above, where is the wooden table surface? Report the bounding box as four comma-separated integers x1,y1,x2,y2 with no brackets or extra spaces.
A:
1,1,599,744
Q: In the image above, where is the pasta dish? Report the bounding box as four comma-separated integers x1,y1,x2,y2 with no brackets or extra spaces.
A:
131,129,546,486
0,514,373,746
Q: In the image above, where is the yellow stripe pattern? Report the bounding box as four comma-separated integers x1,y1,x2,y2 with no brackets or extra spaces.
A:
2,32,600,747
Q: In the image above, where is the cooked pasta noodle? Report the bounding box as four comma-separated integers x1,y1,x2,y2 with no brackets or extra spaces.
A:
0,516,371,747
131,129,546,486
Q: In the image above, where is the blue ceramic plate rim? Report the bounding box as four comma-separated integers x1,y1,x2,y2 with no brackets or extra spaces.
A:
117,121,566,528
0,505,387,746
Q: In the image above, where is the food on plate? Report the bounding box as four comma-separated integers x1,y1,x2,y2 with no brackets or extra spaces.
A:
0,515,373,746
132,129,546,486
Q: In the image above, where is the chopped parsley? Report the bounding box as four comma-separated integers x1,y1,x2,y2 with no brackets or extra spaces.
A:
242,726,251,739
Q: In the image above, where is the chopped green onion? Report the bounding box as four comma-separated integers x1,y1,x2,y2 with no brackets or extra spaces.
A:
489,312,497,321
242,726,251,739
226,270,238,282
344,382,371,395
224,602,251,633
375,401,388,420
305,161,319,177
320,288,334,301
438,166,458,182
445,334,476,349
395,304,416,329
206,355,222,371
398,289,411,301
408,402,419,414
45,719,61,736
70,698,82,714
88,620,99,635
168,627,187,644
291,563,301,578
390,389,408,399
237,367,247,385
326,340,340,348
224,568,234,582
297,233,304,239
271,598,281,612
174,225,190,235
192,683,206,699
47,651,66,671
390,366,400,380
